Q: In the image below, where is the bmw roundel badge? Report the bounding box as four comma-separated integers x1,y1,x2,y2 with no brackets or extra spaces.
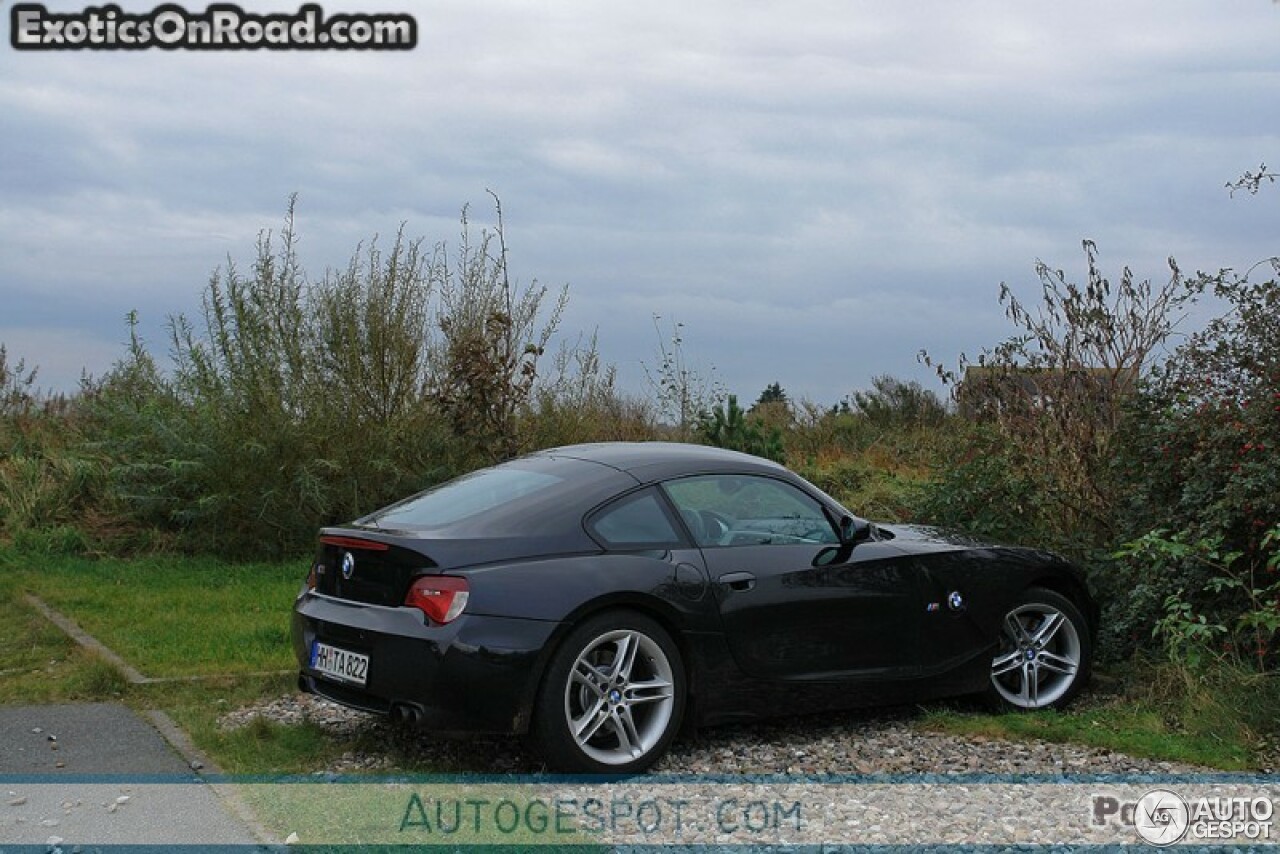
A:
341,551,356,580
947,590,964,611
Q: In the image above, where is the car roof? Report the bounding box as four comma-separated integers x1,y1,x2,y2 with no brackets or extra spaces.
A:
532,441,788,483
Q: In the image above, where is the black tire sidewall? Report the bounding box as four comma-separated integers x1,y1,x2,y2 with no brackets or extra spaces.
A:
532,610,686,774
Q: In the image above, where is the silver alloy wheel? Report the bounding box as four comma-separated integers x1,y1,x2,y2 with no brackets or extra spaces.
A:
990,602,1082,708
564,628,676,766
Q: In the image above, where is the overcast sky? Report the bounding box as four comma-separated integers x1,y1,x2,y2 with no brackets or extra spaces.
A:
2,0,1278,405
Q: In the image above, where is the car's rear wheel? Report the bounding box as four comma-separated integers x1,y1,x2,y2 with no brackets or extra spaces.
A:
532,611,684,773
988,587,1091,710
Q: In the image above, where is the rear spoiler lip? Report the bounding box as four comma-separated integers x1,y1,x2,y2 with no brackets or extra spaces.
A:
318,534,391,552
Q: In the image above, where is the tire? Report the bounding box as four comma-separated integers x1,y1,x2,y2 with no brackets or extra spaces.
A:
986,587,1092,711
531,610,685,773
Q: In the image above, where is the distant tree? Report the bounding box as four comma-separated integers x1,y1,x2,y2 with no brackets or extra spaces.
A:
749,380,792,432
697,394,785,463
849,375,947,430
755,382,788,407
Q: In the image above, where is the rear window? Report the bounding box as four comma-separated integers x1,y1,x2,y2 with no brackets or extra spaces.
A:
366,467,564,529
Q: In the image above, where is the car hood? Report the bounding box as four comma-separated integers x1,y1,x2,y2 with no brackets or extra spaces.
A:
876,523,999,550
877,522,1075,568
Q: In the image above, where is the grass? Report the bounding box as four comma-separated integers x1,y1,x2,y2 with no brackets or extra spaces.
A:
920,659,1280,773
920,701,1254,771
1,548,304,677
0,571,130,704
141,674,357,774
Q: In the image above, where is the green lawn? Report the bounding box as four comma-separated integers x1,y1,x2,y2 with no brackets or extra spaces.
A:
2,549,304,677
0,570,130,703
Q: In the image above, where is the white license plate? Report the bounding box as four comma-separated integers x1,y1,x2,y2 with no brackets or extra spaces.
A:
310,641,369,686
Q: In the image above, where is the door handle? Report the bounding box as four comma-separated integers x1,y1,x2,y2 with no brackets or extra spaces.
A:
718,571,756,591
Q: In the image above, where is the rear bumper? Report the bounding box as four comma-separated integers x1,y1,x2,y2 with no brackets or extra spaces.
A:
291,590,559,734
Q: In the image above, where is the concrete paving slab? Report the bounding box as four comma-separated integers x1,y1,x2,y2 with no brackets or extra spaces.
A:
0,703,192,775
0,704,266,847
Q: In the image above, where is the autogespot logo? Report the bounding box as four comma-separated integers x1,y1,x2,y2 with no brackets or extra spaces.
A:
9,3,417,51
1134,790,1190,846
1096,789,1276,846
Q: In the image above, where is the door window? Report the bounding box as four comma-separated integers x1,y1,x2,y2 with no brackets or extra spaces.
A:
662,475,838,548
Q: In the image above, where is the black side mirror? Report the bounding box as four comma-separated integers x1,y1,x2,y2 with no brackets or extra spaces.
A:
813,515,871,566
839,514,871,546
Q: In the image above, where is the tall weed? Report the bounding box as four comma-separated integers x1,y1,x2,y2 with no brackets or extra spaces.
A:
82,198,622,557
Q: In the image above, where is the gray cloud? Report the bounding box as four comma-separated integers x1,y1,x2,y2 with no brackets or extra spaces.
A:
2,0,1278,400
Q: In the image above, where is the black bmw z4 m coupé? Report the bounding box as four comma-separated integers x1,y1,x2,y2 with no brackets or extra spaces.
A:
293,442,1097,772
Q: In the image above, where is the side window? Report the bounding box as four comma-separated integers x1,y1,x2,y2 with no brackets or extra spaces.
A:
587,488,683,549
663,474,838,548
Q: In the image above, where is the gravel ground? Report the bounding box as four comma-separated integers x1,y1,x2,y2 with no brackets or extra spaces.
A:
218,692,1215,776
218,695,1280,848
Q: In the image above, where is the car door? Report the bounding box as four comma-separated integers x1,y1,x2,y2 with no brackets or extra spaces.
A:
583,485,717,628
661,473,922,682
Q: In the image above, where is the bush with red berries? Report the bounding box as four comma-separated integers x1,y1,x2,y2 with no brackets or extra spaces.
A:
1111,269,1280,669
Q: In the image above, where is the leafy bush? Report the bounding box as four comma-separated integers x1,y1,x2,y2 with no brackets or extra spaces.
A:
0,346,107,546
1110,267,1280,667
910,424,1059,547
523,334,659,448
777,377,949,524
82,221,452,556
848,374,947,432
81,198,607,557
919,241,1203,558
796,455,920,523
430,197,569,462
797,455,873,500
785,401,878,463
0,455,99,534
0,346,38,421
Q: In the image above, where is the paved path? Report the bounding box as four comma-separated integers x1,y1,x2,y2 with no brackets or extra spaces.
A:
0,703,266,847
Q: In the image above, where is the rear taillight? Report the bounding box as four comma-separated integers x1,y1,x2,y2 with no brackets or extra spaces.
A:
305,563,319,590
404,576,469,624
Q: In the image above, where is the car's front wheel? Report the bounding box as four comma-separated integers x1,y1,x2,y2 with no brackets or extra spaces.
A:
988,587,1091,710
532,610,685,773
